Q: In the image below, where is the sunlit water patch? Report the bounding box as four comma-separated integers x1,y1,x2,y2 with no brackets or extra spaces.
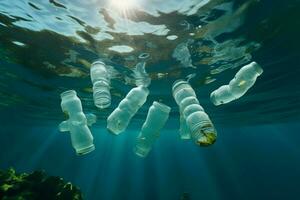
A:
0,0,299,126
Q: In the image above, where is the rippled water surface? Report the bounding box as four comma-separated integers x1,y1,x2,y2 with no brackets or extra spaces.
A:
1,0,299,126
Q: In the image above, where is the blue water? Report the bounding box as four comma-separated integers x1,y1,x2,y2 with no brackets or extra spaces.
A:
1,122,300,199
1,0,300,199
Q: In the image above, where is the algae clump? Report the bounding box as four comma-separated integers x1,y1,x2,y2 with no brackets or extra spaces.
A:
0,168,83,200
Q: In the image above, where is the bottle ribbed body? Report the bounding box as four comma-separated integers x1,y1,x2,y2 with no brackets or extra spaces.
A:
172,80,217,146
90,61,111,109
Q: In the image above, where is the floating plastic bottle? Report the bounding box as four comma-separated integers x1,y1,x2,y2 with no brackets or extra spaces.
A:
59,90,95,155
210,61,263,106
179,114,191,139
172,40,195,68
60,113,97,130
133,61,151,87
107,86,149,135
90,61,111,109
85,113,97,126
134,101,171,157
179,96,199,140
173,82,197,140
173,80,217,146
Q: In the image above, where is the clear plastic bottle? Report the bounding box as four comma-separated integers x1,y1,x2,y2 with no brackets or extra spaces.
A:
59,90,95,155
172,80,217,146
85,113,97,126
134,101,171,157
210,61,263,106
178,96,199,140
107,86,149,135
90,61,111,109
179,114,191,139
133,61,151,87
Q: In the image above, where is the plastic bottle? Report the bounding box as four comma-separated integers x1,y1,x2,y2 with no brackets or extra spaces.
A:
133,61,151,87
172,80,217,146
134,101,171,157
90,61,111,109
85,113,97,126
178,96,199,140
210,61,263,106
107,86,149,135
179,114,191,139
59,90,95,155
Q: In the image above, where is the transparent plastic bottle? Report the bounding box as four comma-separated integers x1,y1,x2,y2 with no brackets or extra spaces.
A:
85,113,97,126
178,96,199,140
59,90,95,155
179,114,191,139
134,101,171,157
210,61,263,106
90,61,111,109
133,61,151,87
107,86,149,135
172,80,217,146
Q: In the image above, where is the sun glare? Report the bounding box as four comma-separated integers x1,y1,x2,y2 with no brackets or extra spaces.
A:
110,0,137,12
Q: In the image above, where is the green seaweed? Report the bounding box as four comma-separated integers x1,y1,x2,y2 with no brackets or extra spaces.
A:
0,168,83,200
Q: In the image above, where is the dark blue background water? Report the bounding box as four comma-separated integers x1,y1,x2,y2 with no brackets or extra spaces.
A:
1,121,299,200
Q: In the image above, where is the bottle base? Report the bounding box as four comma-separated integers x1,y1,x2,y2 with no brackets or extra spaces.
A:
107,126,122,135
76,145,95,156
95,98,111,109
210,92,220,106
134,146,150,158
180,134,191,140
